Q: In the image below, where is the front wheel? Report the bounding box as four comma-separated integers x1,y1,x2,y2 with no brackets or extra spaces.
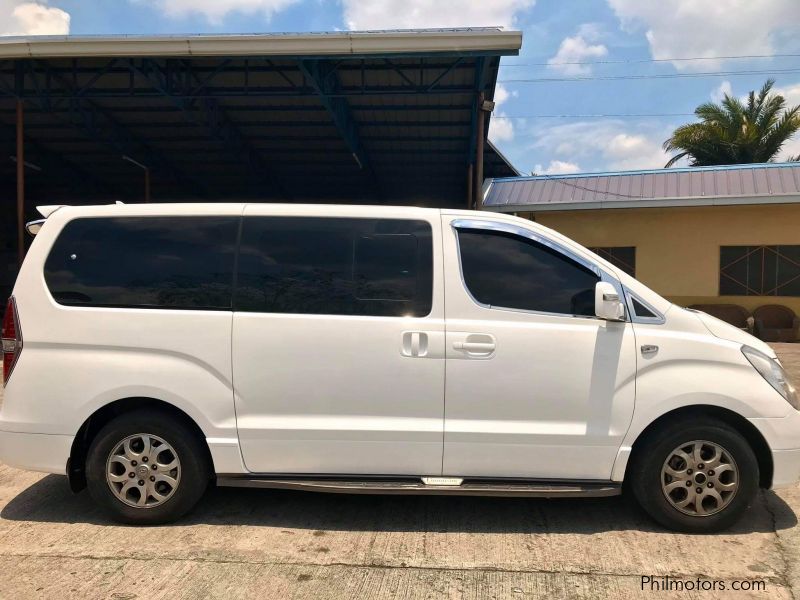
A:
628,418,759,533
85,409,211,525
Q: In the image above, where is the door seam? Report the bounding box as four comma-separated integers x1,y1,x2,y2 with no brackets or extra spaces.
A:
439,211,448,476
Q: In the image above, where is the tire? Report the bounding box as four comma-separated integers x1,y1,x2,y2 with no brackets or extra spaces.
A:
628,418,759,533
86,409,211,525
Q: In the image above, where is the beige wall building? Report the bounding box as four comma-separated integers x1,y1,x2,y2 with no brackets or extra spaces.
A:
483,163,800,334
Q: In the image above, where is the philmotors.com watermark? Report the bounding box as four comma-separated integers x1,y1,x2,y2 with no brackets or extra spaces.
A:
641,576,767,592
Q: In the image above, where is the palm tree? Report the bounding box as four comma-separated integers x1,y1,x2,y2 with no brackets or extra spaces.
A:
663,79,800,167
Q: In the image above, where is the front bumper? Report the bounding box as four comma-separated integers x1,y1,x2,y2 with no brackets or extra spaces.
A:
0,429,73,474
749,411,800,489
772,449,800,488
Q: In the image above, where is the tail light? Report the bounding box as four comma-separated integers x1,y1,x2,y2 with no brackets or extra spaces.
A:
2,297,22,386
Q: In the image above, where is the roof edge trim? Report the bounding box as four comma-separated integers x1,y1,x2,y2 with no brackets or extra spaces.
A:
0,29,523,59
483,194,800,213
490,161,800,183
486,140,521,177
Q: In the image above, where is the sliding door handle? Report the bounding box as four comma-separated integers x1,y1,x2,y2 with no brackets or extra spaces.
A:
401,331,429,357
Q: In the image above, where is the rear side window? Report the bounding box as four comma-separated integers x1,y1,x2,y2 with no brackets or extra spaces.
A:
236,217,433,317
456,228,600,316
44,217,238,310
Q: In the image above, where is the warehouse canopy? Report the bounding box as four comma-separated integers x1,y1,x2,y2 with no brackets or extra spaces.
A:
0,28,521,207
483,162,800,213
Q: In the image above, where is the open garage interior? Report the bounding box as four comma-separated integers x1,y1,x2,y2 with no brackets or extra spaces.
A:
0,28,522,298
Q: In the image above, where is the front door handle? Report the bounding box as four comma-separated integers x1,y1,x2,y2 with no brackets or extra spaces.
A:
451,333,496,358
453,341,495,353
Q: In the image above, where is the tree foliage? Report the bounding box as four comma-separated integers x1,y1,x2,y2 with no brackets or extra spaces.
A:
663,80,800,167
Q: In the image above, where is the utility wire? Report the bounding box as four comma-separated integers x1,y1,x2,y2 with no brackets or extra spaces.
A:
492,113,695,119
502,52,800,67
499,67,800,83
523,175,650,199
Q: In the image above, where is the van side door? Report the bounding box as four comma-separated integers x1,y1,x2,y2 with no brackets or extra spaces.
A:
441,216,637,480
231,207,446,476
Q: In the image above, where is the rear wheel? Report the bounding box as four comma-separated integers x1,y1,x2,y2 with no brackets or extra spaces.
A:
86,409,210,524
629,418,758,533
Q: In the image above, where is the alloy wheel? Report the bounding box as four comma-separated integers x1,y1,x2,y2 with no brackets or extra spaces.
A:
661,440,739,517
105,433,181,508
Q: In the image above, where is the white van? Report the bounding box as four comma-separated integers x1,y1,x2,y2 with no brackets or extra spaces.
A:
1,203,799,531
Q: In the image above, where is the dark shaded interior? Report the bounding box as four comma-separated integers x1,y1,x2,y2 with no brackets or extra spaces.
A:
0,43,519,299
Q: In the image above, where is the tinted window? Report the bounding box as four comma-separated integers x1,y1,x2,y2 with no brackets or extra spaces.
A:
236,217,433,317
45,217,238,309
457,229,600,316
632,297,657,318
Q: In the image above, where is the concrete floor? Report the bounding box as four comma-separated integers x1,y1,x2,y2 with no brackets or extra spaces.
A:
0,344,799,599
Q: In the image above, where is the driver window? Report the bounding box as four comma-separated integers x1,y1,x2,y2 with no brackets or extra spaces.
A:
456,228,600,316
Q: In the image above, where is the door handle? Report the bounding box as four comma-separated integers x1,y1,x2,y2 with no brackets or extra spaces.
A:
401,331,429,357
453,341,495,353
450,333,496,358
641,344,659,357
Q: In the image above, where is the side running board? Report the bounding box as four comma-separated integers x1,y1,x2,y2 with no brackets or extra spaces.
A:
216,476,621,498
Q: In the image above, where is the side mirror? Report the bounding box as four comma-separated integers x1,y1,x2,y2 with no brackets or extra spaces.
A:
595,281,626,321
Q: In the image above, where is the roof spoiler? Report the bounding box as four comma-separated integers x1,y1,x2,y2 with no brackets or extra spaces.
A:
37,205,66,218
25,204,67,236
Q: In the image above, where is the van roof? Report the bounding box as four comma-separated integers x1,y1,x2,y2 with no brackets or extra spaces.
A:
39,202,527,218
42,202,447,215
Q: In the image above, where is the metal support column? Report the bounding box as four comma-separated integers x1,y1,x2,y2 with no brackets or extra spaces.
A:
474,93,486,210
466,163,474,209
122,155,151,203
16,99,25,266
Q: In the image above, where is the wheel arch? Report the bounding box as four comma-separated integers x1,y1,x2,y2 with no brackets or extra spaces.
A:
68,397,213,492
624,404,773,489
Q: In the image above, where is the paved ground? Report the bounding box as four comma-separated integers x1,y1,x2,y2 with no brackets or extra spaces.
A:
0,344,799,599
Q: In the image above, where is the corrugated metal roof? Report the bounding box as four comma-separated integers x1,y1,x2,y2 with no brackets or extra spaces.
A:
1,29,521,205
483,162,800,212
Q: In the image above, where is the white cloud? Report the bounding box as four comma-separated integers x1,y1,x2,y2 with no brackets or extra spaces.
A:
781,137,800,161
494,83,510,106
488,83,516,143
140,0,301,25
489,116,515,143
605,132,667,170
530,120,675,172
342,0,535,30
711,80,732,103
773,82,800,160
608,0,800,71
774,82,800,109
548,24,608,76
0,1,70,36
534,160,582,175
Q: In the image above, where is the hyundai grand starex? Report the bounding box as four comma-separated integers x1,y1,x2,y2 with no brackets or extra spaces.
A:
1,203,799,532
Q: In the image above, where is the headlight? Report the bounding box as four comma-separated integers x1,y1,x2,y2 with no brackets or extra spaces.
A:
742,346,799,410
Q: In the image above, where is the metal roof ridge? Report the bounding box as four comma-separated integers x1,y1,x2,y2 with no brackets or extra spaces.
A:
0,27,510,42
483,193,800,212
0,29,523,59
490,161,800,183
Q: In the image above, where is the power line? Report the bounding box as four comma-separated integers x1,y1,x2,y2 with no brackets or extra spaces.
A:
499,67,800,83
502,53,800,67
493,113,694,119
526,174,649,199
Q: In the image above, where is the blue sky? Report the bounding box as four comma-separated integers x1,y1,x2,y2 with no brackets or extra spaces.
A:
2,0,800,174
